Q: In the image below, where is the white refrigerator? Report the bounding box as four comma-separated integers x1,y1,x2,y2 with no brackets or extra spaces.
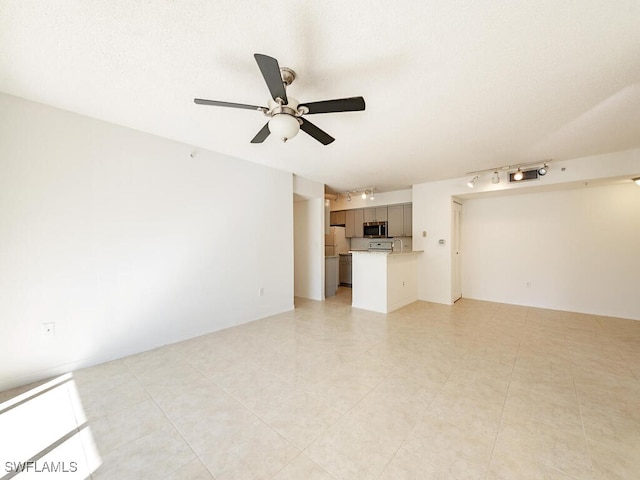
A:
324,226,350,256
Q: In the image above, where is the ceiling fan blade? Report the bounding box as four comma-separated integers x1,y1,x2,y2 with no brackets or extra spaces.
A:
300,118,335,145
299,96,365,115
254,53,288,104
250,123,271,143
194,98,265,111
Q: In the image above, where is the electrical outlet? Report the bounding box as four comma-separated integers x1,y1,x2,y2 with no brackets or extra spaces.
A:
43,322,55,336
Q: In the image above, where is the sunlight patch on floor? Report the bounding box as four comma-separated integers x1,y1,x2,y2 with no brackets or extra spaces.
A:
0,373,101,478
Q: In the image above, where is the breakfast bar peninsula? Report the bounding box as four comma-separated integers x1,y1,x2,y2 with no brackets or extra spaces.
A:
350,243,422,313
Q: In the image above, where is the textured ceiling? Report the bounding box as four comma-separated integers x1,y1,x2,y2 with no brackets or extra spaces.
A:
2,1,640,193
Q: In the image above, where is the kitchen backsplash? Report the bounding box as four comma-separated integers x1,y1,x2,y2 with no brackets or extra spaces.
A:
350,237,413,251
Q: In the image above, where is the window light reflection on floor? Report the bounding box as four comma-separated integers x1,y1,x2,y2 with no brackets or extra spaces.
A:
0,373,101,478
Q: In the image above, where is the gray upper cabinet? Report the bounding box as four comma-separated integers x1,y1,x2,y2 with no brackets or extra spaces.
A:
363,208,375,223
403,204,412,236
345,209,364,238
354,209,364,237
335,204,409,237
345,210,355,237
387,205,404,237
387,204,412,237
330,210,346,226
364,207,388,223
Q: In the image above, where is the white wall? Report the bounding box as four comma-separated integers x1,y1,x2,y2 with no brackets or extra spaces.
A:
461,183,640,320
413,148,640,313
412,181,458,304
293,176,325,301
293,199,324,300
0,93,294,391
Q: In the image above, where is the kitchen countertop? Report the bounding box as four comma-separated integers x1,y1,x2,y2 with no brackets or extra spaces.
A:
350,250,423,255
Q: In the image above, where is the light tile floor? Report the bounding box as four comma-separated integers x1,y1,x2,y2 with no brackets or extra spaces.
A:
2,288,640,479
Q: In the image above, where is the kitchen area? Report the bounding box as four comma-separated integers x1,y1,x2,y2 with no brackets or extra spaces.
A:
325,199,420,312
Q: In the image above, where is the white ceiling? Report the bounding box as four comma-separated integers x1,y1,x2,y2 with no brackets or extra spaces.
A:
2,1,640,193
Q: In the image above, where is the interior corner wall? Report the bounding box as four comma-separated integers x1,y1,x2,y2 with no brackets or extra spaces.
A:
461,183,640,320
0,93,294,391
413,148,640,316
294,197,324,300
412,181,456,305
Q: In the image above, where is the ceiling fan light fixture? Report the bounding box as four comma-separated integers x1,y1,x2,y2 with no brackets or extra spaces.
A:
268,114,300,142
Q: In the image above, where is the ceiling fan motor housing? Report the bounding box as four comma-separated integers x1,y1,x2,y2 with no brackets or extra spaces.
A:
268,97,299,115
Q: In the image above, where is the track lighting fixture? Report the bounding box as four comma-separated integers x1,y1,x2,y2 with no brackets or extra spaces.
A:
513,168,524,181
338,187,377,202
538,164,548,176
633,177,640,186
466,160,551,187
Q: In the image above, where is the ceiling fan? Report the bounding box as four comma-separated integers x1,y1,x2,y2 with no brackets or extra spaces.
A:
194,53,366,145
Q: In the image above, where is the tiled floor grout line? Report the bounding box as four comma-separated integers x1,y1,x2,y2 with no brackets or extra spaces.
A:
123,361,212,480
481,308,523,480
565,316,598,480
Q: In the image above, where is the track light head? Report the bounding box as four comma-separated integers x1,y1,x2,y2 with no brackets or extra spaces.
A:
633,177,640,186
491,171,500,184
514,168,524,181
538,164,548,176
346,193,351,202
362,190,367,200
467,175,479,188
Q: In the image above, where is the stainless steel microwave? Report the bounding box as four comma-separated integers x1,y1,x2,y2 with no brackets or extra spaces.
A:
363,221,387,238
